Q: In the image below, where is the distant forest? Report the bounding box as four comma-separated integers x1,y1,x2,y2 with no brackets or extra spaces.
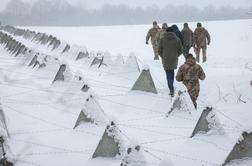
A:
0,0,251,26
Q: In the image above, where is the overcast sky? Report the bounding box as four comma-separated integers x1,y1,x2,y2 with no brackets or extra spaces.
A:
1,0,252,11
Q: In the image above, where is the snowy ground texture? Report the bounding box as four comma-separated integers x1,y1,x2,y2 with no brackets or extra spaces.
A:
0,19,252,166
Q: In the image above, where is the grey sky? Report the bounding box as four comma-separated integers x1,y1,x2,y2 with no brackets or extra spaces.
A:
1,0,252,11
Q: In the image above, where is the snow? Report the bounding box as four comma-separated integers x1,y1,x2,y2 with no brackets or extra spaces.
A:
0,19,251,166
159,158,174,166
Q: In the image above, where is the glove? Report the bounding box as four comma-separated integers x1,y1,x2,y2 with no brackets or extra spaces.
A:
207,41,210,45
146,41,148,45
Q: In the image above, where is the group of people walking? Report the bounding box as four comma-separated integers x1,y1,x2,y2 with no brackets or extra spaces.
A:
146,21,211,109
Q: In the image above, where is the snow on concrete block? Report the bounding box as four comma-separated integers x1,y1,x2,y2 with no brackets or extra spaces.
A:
52,64,67,82
120,141,147,166
131,68,158,94
125,53,140,72
108,55,124,74
75,51,89,60
223,132,252,165
85,95,105,121
102,53,113,67
191,107,212,137
73,110,93,128
166,90,195,116
74,94,106,128
191,107,223,137
92,121,124,158
90,56,104,68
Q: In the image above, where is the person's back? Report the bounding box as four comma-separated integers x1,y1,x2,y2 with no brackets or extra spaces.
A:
193,23,211,63
181,23,193,57
194,27,210,48
147,27,160,44
159,30,183,70
176,54,205,108
171,24,183,43
159,27,183,97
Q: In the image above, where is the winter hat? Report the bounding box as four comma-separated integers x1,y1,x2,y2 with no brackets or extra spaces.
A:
186,54,195,60
197,22,202,27
166,27,173,32
162,23,168,29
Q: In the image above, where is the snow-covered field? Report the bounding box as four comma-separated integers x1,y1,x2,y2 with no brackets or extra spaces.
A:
0,19,251,166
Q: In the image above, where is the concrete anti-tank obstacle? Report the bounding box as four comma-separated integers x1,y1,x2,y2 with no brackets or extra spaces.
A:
40,34,50,45
0,136,13,166
223,132,252,165
28,54,38,67
125,53,140,72
73,110,93,129
52,40,61,50
131,66,158,94
52,64,66,83
74,94,106,128
76,51,89,61
0,106,10,138
92,121,121,158
12,42,21,55
62,44,71,54
90,56,105,68
166,90,195,116
81,84,90,92
191,107,213,137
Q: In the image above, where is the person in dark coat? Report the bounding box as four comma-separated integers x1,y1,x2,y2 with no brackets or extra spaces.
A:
181,23,193,58
158,27,183,97
171,24,183,44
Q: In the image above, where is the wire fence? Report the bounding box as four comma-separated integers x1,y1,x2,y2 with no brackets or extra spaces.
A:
0,31,248,166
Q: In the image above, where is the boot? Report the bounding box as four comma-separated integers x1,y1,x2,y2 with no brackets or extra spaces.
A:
169,90,174,97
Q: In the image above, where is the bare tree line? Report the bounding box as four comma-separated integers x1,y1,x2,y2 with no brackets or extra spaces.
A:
0,0,251,26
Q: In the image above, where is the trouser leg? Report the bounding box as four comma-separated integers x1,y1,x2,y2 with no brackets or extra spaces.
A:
152,44,159,60
190,95,197,109
202,48,207,62
183,45,190,59
165,70,174,92
195,47,200,62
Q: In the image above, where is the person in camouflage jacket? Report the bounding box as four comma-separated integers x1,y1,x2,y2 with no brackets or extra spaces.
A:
176,54,206,109
193,22,211,63
146,21,161,60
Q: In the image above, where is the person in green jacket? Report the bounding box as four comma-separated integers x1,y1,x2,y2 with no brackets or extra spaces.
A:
158,27,183,97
